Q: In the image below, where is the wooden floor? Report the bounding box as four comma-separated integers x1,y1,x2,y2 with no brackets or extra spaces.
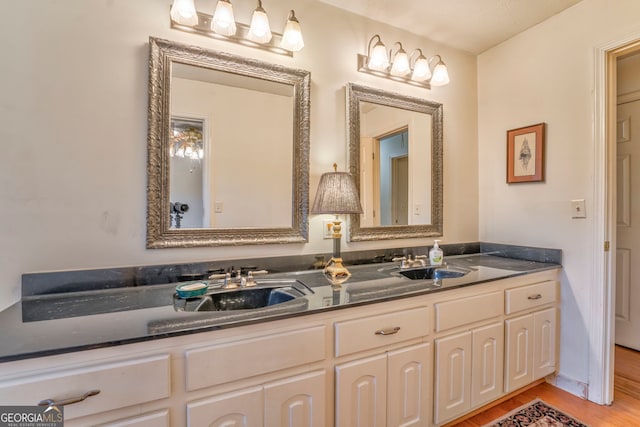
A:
449,346,640,426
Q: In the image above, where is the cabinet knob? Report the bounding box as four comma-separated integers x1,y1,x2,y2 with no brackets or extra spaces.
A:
528,294,543,300
38,389,100,407
375,326,401,336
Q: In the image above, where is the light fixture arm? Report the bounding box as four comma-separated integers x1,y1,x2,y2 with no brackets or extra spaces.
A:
367,34,383,57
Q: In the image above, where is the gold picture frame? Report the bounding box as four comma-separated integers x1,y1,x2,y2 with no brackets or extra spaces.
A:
507,122,545,183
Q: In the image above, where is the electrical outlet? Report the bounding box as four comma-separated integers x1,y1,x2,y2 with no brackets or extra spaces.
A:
571,199,586,218
215,201,223,213
322,219,334,239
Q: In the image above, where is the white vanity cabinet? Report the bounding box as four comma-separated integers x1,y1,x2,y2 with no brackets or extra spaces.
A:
335,343,432,427
432,291,504,425
186,370,326,427
0,352,172,427
184,325,327,427
334,307,432,427
504,281,558,393
0,267,561,427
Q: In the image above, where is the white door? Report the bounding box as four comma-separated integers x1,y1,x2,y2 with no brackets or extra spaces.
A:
616,99,640,351
434,331,472,424
387,343,431,427
335,353,387,427
533,308,557,379
504,314,534,393
187,386,263,427
471,322,504,407
264,371,326,427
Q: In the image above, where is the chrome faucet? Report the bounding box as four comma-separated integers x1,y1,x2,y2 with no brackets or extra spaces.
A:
392,254,428,269
208,269,269,288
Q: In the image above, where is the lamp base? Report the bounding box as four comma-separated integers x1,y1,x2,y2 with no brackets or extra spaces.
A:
324,257,351,278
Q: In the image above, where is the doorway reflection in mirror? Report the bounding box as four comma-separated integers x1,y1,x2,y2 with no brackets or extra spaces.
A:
358,102,431,228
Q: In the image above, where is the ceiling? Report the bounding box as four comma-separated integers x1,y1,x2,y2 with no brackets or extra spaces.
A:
314,0,583,54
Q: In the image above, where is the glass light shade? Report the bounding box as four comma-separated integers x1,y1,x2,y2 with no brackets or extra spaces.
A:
170,0,198,25
211,0,237,36
390,49,411,76
367,42,389,71
247,7,272,43
281,11,304,51
411,56,432,81
430,60,450,86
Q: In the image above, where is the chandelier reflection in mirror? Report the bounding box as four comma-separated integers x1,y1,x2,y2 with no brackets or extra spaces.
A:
358,35,450,90
169,0,304,56
170,117,204,161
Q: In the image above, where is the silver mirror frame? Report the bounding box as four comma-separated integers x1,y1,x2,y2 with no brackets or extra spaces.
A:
147,37,310,248
346,83,443,241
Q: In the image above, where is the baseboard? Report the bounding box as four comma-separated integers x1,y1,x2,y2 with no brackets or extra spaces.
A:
547,374,589,399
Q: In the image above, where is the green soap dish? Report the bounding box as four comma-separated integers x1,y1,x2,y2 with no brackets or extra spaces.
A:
176,282,208,299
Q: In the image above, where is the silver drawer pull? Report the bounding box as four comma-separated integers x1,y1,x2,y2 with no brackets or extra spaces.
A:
528,294,543,300
38,389,100,407
375,326,401,336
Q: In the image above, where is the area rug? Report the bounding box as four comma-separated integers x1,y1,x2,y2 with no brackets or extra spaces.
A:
481,399,589,427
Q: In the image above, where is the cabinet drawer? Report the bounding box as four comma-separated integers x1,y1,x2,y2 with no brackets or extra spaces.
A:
0,354,170,421
334,306,429,357
434,291,503,332
185,326,325,391
505,281,558,314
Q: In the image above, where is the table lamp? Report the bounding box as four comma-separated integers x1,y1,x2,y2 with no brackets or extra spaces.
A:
311,164,363,278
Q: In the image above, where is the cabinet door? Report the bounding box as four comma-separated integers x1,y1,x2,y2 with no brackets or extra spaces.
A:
96,410,170,427
335,353,387,427
471,322,504,407
264,370,326,427
434,331,472,424
187,386,263,427
533,308,557,379
504,314,534,393
388,343,432,427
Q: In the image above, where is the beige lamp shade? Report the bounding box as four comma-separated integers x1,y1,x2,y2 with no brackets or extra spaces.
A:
311,168,363,215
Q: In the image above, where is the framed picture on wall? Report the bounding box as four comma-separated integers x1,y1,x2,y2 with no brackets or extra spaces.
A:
506,122,545,183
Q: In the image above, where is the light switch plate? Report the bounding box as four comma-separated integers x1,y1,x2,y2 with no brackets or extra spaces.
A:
322,219,334,239
571,199,586,218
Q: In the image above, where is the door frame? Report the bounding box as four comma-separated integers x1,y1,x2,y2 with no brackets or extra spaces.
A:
593,32,640,405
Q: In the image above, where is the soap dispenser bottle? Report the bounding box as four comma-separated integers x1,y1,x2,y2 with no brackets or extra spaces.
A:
429,240,443,266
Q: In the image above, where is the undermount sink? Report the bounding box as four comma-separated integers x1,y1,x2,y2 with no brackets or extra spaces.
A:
398,266,471,281
174,279,313,312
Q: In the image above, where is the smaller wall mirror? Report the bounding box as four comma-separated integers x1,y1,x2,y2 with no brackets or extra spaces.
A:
347,83,443,241
147,37,311,248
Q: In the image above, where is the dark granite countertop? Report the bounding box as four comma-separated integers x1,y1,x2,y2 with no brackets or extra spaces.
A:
0,252,560,363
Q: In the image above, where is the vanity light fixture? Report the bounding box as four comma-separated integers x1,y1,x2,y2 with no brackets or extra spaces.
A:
280,10,304,51
247,0,272,43
358,35,450,89
389,42,410,77
366,35,390,71
169,0,304,57
211,0,237,36
170,0,198,26
311,164,363,279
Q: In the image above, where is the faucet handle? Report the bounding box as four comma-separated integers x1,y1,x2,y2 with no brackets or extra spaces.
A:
248,269,268,276
244,270,268,287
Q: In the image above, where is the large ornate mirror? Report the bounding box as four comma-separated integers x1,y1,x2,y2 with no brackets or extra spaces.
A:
147,37,310,248
347,83,443,241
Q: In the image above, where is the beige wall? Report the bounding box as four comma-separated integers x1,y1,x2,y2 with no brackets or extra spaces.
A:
478,0,640,398
0,0,478,309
